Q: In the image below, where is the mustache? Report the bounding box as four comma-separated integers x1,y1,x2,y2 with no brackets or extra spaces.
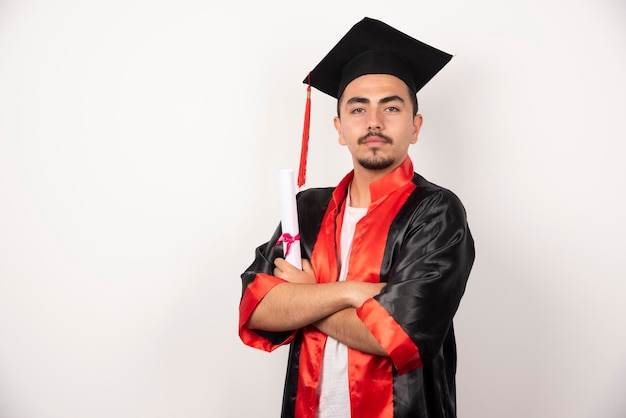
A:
358,131,393,145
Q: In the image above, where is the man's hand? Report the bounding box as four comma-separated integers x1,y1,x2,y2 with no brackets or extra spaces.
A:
273,258,317,284
349,282,386,308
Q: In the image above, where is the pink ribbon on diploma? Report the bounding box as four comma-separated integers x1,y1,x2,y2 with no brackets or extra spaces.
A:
276,233,300,257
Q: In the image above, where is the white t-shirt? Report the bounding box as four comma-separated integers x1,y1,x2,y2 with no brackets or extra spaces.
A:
316,194,367,418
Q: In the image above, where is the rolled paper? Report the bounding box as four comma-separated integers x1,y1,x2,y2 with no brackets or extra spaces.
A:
278,169,302,269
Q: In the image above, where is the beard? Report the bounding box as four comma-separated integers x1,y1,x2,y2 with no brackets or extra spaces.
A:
357,152,395,170
356,132,395,170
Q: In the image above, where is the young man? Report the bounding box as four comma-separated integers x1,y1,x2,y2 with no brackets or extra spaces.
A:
239,17,475,418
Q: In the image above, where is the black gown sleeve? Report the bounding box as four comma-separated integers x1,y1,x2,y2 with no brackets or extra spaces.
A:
376,185,475,361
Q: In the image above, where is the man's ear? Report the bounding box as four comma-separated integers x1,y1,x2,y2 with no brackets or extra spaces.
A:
411,114,423,144
334,116,346,145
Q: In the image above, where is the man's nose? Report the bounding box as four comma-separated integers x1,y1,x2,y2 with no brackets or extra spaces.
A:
367,110,383,131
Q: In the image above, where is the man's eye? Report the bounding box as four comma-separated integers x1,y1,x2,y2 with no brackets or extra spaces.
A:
350,108,365,114
386,106,399,112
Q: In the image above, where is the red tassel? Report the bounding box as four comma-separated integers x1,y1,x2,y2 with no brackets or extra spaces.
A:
297,73,311,188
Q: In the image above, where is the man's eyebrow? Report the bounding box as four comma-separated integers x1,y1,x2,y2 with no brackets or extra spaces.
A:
379,95,405,105
345,97,370,106
345,95,405,106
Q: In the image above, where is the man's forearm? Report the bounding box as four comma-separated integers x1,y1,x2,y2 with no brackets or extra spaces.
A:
314,308,388,357
247,281,354,332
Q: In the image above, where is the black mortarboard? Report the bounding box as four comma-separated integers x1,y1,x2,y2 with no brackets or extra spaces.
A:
305,17,453,99
296,17,452,187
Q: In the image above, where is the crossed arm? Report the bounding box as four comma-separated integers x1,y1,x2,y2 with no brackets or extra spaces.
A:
247,258,387,356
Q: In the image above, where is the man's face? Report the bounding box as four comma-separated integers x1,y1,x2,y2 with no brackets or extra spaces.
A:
334,74,422,175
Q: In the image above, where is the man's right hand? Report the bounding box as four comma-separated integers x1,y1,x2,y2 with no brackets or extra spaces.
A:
273,258,317,284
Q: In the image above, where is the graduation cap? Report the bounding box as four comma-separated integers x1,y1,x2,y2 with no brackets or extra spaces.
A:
297,17,453,187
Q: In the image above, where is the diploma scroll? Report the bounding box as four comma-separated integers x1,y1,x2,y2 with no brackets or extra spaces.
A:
278,169,302,269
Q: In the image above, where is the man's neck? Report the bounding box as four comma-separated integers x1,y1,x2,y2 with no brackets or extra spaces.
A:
348,157,409,207
348,178,370,208
348,166,392,208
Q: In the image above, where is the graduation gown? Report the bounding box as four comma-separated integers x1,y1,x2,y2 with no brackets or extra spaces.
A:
239,157,475,418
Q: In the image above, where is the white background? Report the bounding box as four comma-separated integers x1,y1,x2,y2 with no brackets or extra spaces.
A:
1,1,625,417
